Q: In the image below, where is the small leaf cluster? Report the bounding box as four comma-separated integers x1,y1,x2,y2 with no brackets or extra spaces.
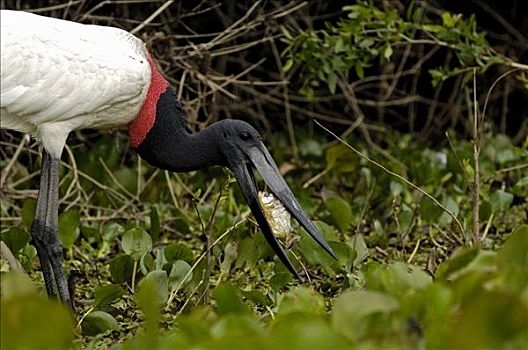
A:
281,1,509,96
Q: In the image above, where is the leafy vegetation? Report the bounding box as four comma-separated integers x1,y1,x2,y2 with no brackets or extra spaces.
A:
1,1,527,350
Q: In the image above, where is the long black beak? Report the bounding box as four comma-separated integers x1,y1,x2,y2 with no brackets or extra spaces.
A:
229,144,337,278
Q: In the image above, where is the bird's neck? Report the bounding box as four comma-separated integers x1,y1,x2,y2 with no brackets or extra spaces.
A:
129,54,225,172
133,87,226,172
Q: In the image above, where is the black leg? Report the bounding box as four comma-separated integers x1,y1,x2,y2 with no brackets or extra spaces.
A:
31,150,72,308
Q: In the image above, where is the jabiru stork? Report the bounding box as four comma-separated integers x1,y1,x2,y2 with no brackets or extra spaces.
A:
0,10,336,308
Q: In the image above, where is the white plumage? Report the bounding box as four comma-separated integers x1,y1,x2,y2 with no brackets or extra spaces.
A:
0,10,151,158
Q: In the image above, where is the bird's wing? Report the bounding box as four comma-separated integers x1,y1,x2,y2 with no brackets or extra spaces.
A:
0,10,151,133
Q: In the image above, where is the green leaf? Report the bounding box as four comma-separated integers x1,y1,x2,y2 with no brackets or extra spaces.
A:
1,293,74,349
436,247,479,280
447,292,528,349
277,287,326,316
325,196,352,232
168,260,192,292
122,228,152,261
135,275,163,338
213,283,250,316
21,199,36,229
441,12,455,27
420,196,443,223
109,254,135,284
164,243,194,264
332,290,399,341
94,284,125,310
283,58,294,73
327,71,337,94
355,63,364,79
270,272,291,292
383,44,393,59
1,227,30,253
149,207,161,243
220,242,237,275
490,190,514,213
497,225,528,291
82,311,118,336
102,222,125,242
141,270,168,306
58,210,80,250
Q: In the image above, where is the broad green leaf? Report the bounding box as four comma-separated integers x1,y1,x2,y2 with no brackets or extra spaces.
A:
168,260,192,292
497,225,528,291
436,247,479,280
271,313,350,350
109,254,135,284
82,311,118,336
420,196,443,223
58,210,80,250
1,227,30,253
1,294,73,349
490,190,514,212
479,200,492,221
277,287,325,316
21,199,36,229
497,225,528,268
325,196,352,232
448,292,528,349
220,242,237,275
1,272,37,300
213,283,250,316
94,284,125,310
102,222,124,242
164,243,194,264
332,290,399,341
122,228,152,261
270,272,291,292
141,270,168,306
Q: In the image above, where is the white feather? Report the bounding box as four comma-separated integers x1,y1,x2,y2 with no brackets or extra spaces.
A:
0,10,151,158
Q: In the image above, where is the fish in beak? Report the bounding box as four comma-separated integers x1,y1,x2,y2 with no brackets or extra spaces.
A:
222,122,337,278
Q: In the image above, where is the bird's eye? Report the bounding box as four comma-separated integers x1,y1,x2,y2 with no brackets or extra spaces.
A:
239,132,251,140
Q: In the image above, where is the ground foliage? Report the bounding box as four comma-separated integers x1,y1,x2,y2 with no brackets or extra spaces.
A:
1,1,527,349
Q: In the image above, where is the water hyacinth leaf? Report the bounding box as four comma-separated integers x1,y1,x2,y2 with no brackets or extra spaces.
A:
141,270,168,306
213,283,250,316
140,253,155,275
277,287,326,316
2,293,74,349
58,210,80,250
490,190,514,213
220,242,238,275
436,247,479,280
270,272,291,292
420,197,443,223
94,284,125,310
332,290,399,340
325,196,352,232
168,260,192,292
1,227,30,253
82,311,118,336
497,225,528,291
164,243,194,264
102,222,125,242
122,228,152,261
109,254,135,284
21,199,36,229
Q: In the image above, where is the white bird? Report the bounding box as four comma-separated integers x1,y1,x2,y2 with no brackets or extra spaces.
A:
0,10,336,308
